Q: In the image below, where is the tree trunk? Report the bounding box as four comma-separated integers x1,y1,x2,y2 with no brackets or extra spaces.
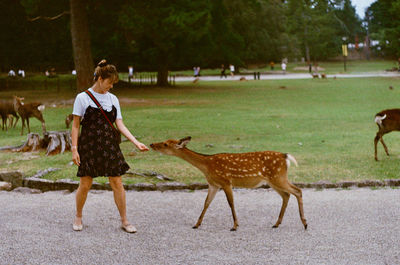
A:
157,68,169,87
70,0,94,92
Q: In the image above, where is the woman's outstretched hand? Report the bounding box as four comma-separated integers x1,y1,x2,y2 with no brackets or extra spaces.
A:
136,142,149,152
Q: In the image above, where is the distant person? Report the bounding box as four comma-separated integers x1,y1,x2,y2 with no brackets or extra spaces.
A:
270,61,275,70
308,62,312,73
220,64,227,78
45,70,50,77
18,69,25,78
196,66,201,77
281,61,287,74
229,64,235,77
8,69,16,77
193,66,199,77
128,66,134,82
72,69,77,75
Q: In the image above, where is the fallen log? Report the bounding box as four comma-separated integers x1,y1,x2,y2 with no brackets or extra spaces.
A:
0,131,72,155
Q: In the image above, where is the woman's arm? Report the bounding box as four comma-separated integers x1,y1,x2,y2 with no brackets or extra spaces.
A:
71,115,81,166
115,119,149,151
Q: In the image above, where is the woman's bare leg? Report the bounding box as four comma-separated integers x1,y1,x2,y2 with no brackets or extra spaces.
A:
74,176,93,226
109,176,129,226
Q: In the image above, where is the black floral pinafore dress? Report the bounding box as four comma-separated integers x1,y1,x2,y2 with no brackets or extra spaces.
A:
77,105,130,178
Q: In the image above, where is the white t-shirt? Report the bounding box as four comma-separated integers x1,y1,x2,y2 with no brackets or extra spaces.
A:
72,88,122,119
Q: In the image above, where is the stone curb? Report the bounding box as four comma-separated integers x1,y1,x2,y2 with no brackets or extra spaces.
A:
0,171,400,192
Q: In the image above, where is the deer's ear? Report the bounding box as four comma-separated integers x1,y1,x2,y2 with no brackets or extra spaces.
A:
177,136,191,148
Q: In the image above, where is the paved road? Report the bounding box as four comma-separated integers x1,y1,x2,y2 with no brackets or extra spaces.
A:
125,71,399,83
1,188,399,265
173,71,400,82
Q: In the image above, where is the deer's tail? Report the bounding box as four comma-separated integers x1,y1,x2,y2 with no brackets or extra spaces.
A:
375,114,386,128
285,153,298,168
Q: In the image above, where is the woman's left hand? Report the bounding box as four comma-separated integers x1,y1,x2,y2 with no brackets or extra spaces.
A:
136,142,149,152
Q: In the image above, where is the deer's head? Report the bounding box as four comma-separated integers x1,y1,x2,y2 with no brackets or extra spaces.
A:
150,136,191,155
13,96,24,106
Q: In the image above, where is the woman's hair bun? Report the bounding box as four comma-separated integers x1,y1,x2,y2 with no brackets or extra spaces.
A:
98,59,107,67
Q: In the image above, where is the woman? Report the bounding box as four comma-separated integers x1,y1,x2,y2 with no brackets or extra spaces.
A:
71,60,148,233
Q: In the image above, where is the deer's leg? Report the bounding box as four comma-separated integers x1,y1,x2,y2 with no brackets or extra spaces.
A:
287,182,307,229
36,114,46,133
272,190,290,228
193,185,219,229
26,118,30,133
222,185,238,231
13,115,19,128
374,133,381,161
380,137,389,156
20,118,25,135
8,116,13,128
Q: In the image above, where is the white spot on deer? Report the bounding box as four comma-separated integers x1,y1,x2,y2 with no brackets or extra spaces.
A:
37,105,45,112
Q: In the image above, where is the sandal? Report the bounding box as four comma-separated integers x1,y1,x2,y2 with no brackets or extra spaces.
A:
121,224,137,233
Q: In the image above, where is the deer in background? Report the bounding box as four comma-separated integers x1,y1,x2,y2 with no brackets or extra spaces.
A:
0,99,20,130
65,114,73,128
150,137,307,231
374,109,400,161
13,96,46,135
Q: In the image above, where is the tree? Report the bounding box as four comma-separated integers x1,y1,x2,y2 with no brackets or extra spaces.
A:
69,0,93,91
367,0,400,58
284,0,362,62
21,0,94,91
118,0,245,86
223,0,286,64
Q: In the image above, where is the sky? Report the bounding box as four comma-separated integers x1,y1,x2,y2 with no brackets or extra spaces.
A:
351,0,376,18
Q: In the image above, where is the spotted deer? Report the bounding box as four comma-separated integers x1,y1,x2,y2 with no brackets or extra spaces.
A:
374,109,400,161
13,96,46,135
150,137,307,231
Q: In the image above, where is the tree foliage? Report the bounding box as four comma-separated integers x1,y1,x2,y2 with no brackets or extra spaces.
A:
367,0,400,58
2,0,387,82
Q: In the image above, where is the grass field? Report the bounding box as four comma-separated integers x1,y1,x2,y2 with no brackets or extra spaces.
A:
1,74,400,185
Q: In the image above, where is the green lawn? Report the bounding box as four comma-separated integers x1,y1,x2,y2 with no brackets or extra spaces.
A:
1,75,400,185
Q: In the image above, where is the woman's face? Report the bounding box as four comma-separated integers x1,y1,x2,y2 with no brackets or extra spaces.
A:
99,77,114,92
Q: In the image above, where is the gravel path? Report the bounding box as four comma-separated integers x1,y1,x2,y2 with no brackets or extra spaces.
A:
0,188,399,265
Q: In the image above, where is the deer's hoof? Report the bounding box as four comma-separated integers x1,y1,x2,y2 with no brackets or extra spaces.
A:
272,225,279,228
230,227,237,231
192,226,199,229
304,224,308,230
